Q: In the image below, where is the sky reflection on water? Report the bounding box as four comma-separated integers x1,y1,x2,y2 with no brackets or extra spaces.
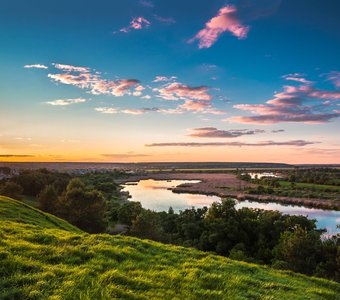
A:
122,179,340,234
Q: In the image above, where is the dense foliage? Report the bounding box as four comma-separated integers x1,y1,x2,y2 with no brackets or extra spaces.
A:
286,168,340,186
112,199,340,282
1,196,339,300
0,170,124,233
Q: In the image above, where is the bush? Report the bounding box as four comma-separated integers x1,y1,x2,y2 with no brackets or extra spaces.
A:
0,182,23,199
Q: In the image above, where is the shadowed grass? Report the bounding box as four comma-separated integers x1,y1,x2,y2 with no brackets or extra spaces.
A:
1,196,339,299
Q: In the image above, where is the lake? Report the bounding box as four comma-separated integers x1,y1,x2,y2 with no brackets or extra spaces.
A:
122,179,340,235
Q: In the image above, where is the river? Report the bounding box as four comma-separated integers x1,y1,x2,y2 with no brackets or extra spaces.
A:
122,179,340,235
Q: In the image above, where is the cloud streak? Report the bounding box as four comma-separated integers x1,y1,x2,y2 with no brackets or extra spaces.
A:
95,106,184,115
0,154,35,157
24,64,48,69
145,140,317,147
46,98,87,106
189,5,249,49
101,153,151,159
188,127,265,138
139,0,154,8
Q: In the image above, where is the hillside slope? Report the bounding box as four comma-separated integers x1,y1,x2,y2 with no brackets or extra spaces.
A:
0,196,81,233
0,196,339,299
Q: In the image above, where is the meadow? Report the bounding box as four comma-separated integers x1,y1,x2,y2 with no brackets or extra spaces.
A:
1,196,340,300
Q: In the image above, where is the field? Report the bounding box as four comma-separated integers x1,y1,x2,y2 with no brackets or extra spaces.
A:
279,181,340,191
1,195,340,300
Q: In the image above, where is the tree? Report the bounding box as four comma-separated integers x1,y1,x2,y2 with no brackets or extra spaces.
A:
37,185,58,213
118,201,143,225
0,182,23,199
130,210,163,241
273,227,322,275
56,178,107,233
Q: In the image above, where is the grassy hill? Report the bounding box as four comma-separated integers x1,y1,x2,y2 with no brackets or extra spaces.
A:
0,196,339,299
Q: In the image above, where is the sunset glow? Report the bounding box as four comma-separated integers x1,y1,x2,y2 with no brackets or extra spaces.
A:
1,0,339,163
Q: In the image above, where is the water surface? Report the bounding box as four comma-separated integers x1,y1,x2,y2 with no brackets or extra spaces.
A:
122,179,340,234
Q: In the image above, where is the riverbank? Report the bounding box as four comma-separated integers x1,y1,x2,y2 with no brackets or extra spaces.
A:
117,173,340,211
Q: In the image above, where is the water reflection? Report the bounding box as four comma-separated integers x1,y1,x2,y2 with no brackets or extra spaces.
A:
122,179,340,234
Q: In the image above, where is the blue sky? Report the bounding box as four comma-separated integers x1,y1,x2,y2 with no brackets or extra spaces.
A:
0,0,339,163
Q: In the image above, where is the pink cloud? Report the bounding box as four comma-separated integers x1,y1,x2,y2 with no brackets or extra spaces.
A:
48,64,141,97
48,73,93,89
189,5,249,49
179,100,210,112
323,71,340,88
91,79,140,96
282,74,313,85
155,82,212,101
120,17,151,33
228,76,340,124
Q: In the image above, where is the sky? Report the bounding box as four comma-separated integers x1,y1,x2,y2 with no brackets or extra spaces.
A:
0,0,340,163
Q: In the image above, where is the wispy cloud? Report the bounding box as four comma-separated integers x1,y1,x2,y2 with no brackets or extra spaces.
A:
95,106,183,115
15,137,32,141
188,127,265,138
24,64,48,69
282,74,313,85
0,154,35,157
95,107,119,114
153,76,177,82
323,71,340,88
120,17,151,33
189,5,249,49
53,63,90,73
46,98,87,106
139,0,154,8
154,14,176,24
145,140,317,147
101,153,151,159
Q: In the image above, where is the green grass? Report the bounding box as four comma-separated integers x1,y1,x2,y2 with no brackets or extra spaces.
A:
0,196,81,233
21,195,38,208
279,181,340,191
1,196,339,299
